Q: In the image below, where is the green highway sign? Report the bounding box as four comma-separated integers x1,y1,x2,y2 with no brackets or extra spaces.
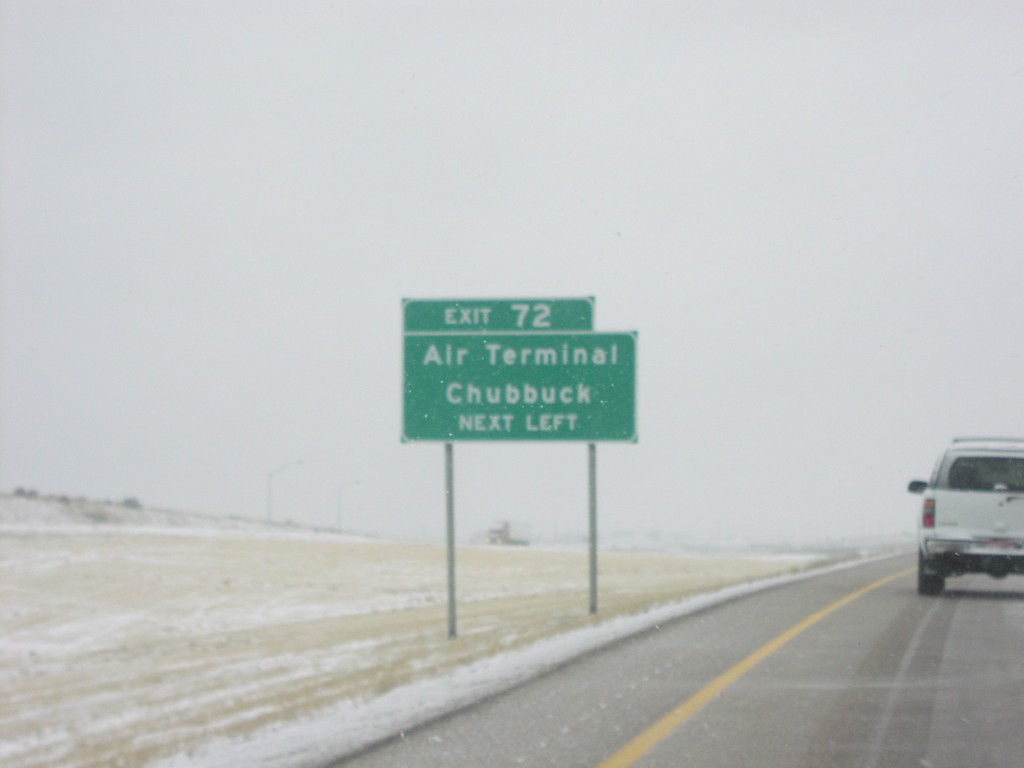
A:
402,331,636,442
403,297,594,333
401,296,637,632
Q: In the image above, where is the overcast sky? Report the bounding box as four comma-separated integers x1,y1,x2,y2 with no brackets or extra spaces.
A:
2,1,1022,546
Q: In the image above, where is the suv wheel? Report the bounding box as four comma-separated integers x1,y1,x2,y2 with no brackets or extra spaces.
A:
918,552,945,596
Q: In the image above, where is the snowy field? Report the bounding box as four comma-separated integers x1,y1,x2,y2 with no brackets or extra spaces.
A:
1,494,847,768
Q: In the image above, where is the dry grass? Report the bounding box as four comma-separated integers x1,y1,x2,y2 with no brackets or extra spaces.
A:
1,530,811,768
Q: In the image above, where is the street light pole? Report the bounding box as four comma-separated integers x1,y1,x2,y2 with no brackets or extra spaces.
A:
266,459,303,522
337,480,361,530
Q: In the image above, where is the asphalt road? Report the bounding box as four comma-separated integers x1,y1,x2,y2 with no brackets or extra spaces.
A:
330,554,1024,768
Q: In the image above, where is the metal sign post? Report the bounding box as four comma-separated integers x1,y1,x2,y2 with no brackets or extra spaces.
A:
446,443,456,638
589,442,598,615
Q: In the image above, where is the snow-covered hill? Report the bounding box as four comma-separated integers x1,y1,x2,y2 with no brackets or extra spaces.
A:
0,492,285,532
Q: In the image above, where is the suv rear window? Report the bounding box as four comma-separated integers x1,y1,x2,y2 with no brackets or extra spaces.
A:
948,457,1024,491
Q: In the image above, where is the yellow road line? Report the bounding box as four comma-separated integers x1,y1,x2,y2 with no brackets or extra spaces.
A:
598,567,915,768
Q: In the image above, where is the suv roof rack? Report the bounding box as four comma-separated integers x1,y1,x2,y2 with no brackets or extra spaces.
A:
952,437,1024,444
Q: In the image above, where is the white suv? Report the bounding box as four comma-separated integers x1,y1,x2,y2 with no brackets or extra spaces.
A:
908,438,1024,595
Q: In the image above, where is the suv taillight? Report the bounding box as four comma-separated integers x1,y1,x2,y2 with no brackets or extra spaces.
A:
922,498,935,528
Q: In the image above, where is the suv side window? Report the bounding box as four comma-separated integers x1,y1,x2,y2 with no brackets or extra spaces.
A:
947,457,1024,492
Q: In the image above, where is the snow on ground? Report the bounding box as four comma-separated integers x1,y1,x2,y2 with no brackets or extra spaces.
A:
0,494,877,768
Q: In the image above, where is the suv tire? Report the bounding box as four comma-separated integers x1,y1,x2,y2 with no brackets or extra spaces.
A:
917,552,945,596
